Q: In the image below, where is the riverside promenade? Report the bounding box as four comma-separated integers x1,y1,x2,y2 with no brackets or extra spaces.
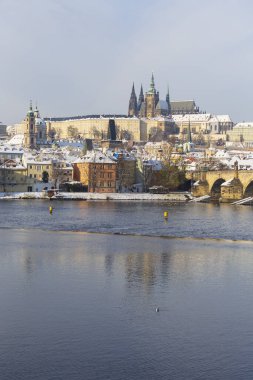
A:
0,191,192,201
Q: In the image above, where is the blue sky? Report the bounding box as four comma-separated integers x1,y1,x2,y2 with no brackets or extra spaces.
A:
1,0,253,124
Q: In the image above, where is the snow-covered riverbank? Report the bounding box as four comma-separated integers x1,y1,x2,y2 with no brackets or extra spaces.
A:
0,192,192,202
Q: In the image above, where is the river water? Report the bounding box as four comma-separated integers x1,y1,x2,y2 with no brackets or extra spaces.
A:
1,200,253,379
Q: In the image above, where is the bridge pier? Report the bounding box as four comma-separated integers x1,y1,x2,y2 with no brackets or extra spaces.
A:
192,180,209,197
192,171,209,198
220,178,243,203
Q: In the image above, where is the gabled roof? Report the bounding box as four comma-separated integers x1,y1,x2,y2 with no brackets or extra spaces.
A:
170,100,196,111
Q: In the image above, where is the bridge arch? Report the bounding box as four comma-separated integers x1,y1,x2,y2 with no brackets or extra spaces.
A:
210,178,225,199
244,180,253,198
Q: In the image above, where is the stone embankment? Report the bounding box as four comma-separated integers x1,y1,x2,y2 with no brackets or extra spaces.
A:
0,192,192,202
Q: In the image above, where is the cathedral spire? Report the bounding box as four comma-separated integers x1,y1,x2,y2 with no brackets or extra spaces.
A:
137,84,144,111
131,82,135,95
166,85,171,115
128,82,138,117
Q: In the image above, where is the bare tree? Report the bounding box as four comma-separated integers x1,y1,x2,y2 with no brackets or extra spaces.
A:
148,127,163,142
91,127,102,140
158,144,186,191
55,128,62,139
51,166,68,188
120,129,132,140
67,125,79,139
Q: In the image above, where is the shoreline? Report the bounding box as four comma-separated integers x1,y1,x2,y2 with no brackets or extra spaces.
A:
0,191,192,202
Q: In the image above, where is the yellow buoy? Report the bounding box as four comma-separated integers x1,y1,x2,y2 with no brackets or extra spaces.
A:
49,206,53,214
164,211,168,219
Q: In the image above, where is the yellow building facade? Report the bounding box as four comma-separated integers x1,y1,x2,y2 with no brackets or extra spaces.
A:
44,117,177,142
14,111,177,143
0,163,34,192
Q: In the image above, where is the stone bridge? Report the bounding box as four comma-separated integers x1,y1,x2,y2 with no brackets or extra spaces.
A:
190,169,253,202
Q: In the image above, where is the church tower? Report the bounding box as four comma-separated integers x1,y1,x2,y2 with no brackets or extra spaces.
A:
145,73,159,118
128,83,138,116
24,101,37,149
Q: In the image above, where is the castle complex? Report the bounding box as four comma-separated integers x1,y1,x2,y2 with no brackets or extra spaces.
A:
14,74,233,146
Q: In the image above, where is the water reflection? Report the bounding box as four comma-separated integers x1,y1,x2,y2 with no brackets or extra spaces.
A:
5,229,253,293
2,229,253,379
104,254,114,276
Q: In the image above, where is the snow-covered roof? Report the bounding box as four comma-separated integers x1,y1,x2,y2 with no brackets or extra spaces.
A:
0,146,24,154
172,114,232,124
0,162,26,170
57,140,84,148
233,122,253,129
216,115,232,123
172,114,211,122
8,134,24,145
74,151,116,164
214,150,230,159
209,116,218,123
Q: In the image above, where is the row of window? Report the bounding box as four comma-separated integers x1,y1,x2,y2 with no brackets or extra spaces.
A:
92,181,115,187
92,164,115,169
92,172,114,179
29,165,50,170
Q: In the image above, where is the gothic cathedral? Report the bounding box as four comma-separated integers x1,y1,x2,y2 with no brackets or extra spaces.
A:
128,74,171,118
